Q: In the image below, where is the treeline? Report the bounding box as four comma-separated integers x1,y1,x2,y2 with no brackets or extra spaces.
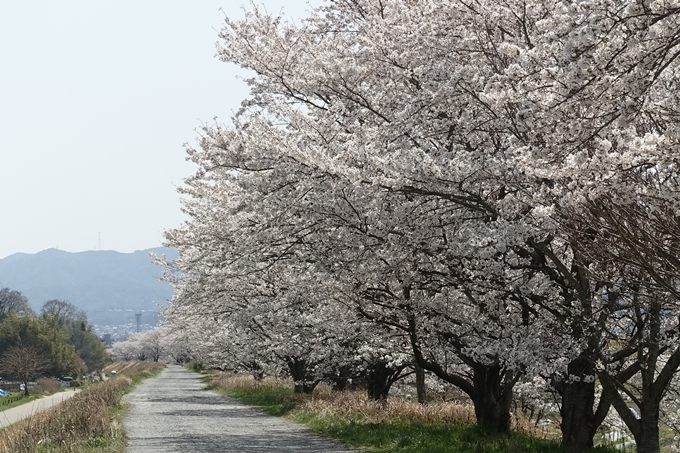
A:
0,287,110,384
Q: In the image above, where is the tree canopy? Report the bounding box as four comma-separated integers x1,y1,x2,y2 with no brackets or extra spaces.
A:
0,289,110,379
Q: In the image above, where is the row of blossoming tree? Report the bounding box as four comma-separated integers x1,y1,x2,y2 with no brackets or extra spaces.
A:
156,1,680,451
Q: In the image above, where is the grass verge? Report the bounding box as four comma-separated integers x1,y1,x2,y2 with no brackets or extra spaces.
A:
0,393,43,412
0,377,77,413
208,375,618,453
0,361,164,453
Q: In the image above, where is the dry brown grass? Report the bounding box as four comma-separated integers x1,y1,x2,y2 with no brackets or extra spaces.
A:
511,412,561,440
211,374,475,425
211,374,560,440
302,387,477,426
0,376,132,453
207,374,292,392
102,361,164,374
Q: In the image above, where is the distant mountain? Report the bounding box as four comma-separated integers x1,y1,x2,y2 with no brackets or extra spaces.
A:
0,247,177,326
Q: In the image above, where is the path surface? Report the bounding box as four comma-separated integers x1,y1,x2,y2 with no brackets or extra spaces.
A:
0,390,79,428
124,366,355,452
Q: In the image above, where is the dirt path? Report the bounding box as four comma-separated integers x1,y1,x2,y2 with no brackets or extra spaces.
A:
123,365,354,452
0,390,79,429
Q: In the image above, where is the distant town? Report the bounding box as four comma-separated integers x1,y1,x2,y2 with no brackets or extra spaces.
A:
93,309,160,345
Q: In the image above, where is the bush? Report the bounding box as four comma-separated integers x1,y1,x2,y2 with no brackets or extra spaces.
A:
34,377,61,395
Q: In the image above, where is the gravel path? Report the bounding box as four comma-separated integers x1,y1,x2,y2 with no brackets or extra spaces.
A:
123,366,355,452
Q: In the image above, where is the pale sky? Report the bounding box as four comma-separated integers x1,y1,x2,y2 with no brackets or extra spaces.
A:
0,1,321,259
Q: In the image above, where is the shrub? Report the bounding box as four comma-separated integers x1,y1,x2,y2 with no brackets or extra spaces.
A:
34,377,61,395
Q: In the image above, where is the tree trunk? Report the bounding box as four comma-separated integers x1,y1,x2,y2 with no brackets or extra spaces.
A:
327,366,352,391
471,364,512,433
243,361,264,380
559,379,596,451
330,376,349,391
558,356,609,452
602,391,662,453
407,314,516,433
365,360,394,401
636,403,660,453
415,362,426,404
286,358,318,394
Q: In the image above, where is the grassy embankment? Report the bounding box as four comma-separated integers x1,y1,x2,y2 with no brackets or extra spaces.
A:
206,374,619,453
0,361,164,453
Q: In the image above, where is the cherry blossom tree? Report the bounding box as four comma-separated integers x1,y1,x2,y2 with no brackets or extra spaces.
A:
111,341,135,362
555,172,680,452
163,329,195,364
160,0,680,450
113,329,169,363
509,2,680,450
208,0,605,441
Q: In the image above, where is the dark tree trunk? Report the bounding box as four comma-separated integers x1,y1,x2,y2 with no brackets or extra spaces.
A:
600,389,663,453
327,366,352,391
636,402,661,453
330,376,349,391
598,366,664,453
557,356,612,452
407,313,517,434
243,361,265,380
629,299,675,453
471,364,513,433
286,358,318,394
559,379,597,451
415,362,426,404
365,360,395,401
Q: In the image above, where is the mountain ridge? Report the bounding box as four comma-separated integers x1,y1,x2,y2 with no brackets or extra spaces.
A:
0,247,177,326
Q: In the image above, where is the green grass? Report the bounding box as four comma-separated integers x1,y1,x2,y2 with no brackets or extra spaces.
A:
296,416,567,453
121,368,164,387
218,386,306,417
215,382,618,453
0,392,43,412
32,429,127,453
199,374,214,384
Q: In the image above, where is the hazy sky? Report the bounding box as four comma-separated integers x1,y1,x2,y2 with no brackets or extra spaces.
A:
0,1,321,259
